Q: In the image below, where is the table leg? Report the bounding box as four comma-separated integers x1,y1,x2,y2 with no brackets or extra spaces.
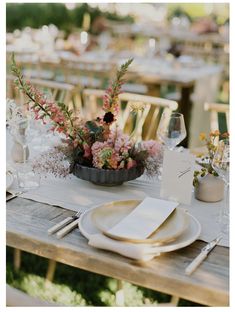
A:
178,85,194,147
46,259,57,283
13,249,21,271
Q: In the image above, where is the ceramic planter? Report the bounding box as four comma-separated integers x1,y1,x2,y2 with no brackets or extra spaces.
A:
194,173,224,202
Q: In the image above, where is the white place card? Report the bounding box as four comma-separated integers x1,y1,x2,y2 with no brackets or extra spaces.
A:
107,197,179,240
160,150,195,205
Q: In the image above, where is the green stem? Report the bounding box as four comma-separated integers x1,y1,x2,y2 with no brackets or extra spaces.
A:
16,72,75,141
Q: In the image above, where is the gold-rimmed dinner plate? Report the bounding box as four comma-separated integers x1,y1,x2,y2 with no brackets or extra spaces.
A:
91,200,189,244
79,208,201,255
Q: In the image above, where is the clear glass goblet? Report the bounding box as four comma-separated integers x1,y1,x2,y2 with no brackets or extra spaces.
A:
157,112,187,151
156,112,186,180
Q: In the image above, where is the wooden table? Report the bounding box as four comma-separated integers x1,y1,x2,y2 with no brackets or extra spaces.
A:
7,196,229,306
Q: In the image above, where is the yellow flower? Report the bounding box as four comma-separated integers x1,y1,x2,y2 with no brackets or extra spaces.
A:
210,130,220,137
130,102,145,113
199,132,206,141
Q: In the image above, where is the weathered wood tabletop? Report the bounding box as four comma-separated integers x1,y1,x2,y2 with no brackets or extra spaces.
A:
6,197,229,307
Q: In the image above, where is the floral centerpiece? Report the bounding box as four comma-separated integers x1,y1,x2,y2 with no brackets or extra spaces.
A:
11,56,162,185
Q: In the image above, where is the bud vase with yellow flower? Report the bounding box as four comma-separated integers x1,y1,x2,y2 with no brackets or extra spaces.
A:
194,131,229,202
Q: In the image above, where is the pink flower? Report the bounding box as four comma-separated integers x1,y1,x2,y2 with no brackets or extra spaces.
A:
91,141,121,169
83,142,91,158
92,141,111,168
107,129,132,154
127,158,137,169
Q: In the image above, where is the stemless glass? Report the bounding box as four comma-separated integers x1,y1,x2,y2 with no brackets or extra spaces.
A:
212,139,229,235
157,112,187,150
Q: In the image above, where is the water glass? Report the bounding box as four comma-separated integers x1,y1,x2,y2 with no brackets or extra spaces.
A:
16,163,41,190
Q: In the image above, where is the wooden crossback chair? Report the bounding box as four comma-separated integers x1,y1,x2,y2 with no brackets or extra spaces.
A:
204,102,229,132
7,75,82,113
83,89,178,141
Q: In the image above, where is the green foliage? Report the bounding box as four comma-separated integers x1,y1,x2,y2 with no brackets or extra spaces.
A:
6,3,134,33
6,247,203,306
6,3,69,32
85,120,103,141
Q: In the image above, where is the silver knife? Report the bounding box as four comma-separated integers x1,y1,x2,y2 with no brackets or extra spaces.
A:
185,235,222,275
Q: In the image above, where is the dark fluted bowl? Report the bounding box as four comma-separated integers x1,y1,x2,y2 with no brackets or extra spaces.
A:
73,164,145,186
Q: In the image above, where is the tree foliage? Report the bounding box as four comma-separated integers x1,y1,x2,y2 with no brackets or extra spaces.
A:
6,3,134,34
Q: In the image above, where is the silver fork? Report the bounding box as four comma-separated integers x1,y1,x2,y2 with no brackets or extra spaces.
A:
48,211,83,239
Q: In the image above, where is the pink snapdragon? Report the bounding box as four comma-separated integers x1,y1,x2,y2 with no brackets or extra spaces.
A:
83,142,91,158
92,141,120,169
127,158,137,169
107,129,132,154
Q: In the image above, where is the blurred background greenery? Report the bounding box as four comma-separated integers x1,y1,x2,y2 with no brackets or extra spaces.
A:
7,247,203,306
6,3,229,34
6,3,134,35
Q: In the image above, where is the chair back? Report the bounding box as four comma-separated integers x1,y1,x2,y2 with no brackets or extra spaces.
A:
7,75,81,112
204,102,229,132
83,89,178,141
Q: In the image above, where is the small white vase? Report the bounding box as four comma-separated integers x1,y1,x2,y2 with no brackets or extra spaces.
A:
11,140,29,163
195,174,224,202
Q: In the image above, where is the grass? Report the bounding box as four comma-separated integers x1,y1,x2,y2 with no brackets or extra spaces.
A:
6,247,203,307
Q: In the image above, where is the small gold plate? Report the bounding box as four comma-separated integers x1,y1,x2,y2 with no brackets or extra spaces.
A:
91,200,189,244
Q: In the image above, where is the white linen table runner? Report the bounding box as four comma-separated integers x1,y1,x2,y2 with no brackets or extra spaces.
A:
17,174,229,247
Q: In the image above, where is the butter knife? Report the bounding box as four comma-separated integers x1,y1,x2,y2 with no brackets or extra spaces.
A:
185,235,222,275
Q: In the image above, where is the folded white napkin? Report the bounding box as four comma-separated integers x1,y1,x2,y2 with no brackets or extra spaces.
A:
88,233,161,262
107,197,178,240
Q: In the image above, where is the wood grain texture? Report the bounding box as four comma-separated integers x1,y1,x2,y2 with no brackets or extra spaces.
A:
6,197,229,306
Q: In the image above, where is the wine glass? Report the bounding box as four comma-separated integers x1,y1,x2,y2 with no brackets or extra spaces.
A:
157,112,187,150
9,118,40,190
212,139,229,235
